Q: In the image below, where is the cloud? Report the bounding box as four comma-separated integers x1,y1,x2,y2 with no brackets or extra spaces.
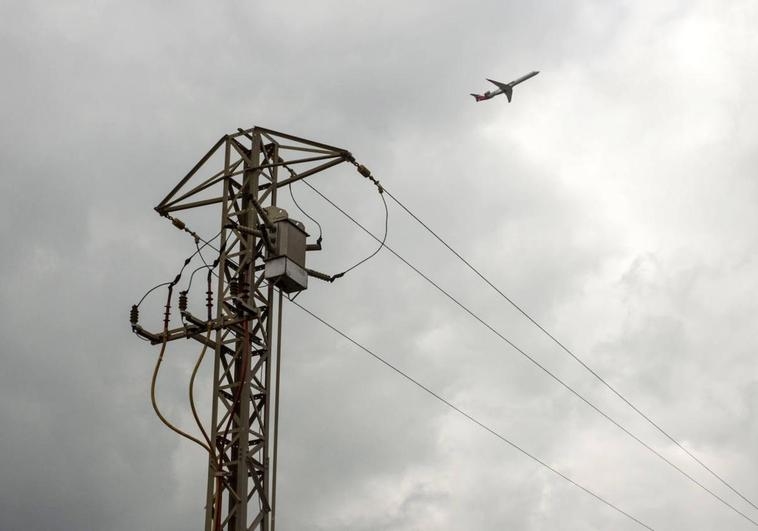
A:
1,0,758,529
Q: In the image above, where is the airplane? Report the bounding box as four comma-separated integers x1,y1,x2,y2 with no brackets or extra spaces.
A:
470,71,539,102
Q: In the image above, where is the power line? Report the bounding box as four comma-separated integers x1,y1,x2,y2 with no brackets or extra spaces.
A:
381,187,758,514
302,180,758,528
134,229,223,309
289,182,323,244
186,264,212,293
285,159,388,282
288,296,657,531
330,190,389,281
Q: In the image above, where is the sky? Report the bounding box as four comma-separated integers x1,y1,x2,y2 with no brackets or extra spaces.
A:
1,0,758,529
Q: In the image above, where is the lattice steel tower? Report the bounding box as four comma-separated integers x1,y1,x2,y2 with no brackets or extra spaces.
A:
132,127,357,530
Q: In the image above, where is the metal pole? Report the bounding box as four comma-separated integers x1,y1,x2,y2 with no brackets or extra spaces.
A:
271,290,284,531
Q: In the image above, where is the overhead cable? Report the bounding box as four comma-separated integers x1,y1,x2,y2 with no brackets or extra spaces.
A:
381,187,758,513
186,264,211,294
283,160,388,282
329,191,388,282
194,238,219,281
134,229,223,310
303,181,758,528
289,182,323,245
288,296,656,531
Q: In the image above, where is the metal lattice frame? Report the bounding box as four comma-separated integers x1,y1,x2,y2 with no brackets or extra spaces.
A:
154,127,351,531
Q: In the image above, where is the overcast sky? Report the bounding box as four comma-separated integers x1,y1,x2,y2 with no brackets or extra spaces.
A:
2,1,758,530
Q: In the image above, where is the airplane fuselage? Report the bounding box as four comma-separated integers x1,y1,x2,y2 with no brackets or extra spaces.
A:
510,71,540,86
481,89,501,100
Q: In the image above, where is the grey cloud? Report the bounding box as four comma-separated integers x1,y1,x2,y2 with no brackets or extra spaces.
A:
2,0,758,530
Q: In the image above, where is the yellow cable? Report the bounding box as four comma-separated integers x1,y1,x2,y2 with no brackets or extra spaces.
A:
151,333,212,454
189,326,215,458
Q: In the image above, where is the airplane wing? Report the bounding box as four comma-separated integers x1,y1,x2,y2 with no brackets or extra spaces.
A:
486,79,513,102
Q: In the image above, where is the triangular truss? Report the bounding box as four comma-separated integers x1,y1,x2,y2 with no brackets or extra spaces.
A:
156,126,352,216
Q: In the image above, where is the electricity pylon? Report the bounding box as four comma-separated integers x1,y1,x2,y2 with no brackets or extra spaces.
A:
133,127,354,530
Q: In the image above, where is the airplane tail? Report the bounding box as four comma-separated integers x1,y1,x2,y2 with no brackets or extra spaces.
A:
470,93,485,102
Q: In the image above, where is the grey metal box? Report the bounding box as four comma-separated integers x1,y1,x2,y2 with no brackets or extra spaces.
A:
269,217,307,267
264,256,308,293
263,208,309,292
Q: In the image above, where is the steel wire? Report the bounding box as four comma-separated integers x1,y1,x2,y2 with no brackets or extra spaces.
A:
305,182,758,527
381,186,758,514
289,296,657,531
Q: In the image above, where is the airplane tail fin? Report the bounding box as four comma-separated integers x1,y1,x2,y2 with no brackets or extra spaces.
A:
470,93,485,102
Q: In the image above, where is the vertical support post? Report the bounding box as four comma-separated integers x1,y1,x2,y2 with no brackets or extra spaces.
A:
204,131,275,531
271,289,284,531
204,139,232,531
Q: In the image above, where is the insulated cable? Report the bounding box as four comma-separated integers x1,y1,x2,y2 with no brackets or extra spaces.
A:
381,186,758,513
144,231,226,459
134,229,223,310
303,182,758,527
189,268,220,458
186,264,211,294
280,157,387,282
288,296,657,531
133,224,229,528
136,281,172,308
188,325,215,457
170,229,222,287
194,236,236,463
150,286,212,455
194,238,219,280
289,182,323,245
328,190,388,281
